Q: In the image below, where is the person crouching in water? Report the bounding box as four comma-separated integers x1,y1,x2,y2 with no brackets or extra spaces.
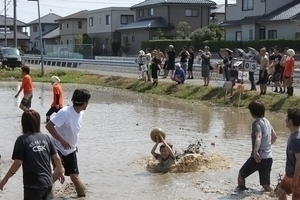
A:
46,76,64,123
151,50,160,87
171,63,185,84
151,134,175,168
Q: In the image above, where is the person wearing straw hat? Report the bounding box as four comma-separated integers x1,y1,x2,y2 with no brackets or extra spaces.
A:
283,49,295,97
151,130,175,168
46,76,64,123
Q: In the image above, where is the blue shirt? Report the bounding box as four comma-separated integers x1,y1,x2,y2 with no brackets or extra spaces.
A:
175,68,185,80
286,131,300,176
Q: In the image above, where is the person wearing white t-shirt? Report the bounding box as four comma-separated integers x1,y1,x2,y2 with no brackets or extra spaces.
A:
46,89,91,197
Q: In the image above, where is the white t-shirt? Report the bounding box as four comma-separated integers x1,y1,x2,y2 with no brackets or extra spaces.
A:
50,106,84,156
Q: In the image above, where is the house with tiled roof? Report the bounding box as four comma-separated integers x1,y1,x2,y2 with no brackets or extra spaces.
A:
27,13,61,53
220,0,300,41
55,10,88,52
210,4,225,24
0,15,29,49
117,0,216,54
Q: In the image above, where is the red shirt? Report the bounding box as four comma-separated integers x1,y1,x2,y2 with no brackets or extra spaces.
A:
22,74,33,95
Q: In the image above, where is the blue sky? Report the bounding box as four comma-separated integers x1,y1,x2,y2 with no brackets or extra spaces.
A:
1,0,228,23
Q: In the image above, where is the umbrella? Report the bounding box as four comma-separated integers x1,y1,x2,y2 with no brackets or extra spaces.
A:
218,48,235,59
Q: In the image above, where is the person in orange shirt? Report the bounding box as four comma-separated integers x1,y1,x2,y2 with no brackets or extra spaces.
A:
15,66,33,112
283,49,295,96
46,76,64,123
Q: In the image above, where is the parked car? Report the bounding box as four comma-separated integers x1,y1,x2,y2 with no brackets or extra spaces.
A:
0,47,22,69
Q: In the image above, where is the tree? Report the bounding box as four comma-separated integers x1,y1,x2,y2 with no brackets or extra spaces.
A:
189,24,224,49
156,28,165,40
176,21,191,39
111,40,121,56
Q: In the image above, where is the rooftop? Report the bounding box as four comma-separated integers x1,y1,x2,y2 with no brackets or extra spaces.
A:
0,15,26,26
56,10,88,22
117,16,173,30
131,0,216,9
27,13,61,25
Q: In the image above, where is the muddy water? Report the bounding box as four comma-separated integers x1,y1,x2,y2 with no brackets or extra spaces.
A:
0,81,292,200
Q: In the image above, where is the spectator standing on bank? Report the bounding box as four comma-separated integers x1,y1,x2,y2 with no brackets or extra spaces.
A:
187,46,195,79
164,45,176,78
199,46,211,86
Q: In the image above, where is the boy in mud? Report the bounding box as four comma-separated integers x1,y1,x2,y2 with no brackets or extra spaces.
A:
237,100,277,192
15,66,33,112
151,134,175,167
278,108,300,200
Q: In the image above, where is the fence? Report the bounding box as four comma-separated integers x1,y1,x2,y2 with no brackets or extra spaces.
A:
44,44,93,59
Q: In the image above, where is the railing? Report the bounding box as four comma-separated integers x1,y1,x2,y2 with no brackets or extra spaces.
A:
21,55,300,87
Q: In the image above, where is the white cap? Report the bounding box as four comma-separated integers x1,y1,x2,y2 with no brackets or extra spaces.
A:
50,76,61,83
175,63,181,68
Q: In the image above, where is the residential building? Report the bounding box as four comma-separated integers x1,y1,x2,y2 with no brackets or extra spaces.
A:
27,13,61,53
55,10,88,52
221,0,300,41
210,4,225,24
117,0,216,54
0,15,29,49
87,7,135,56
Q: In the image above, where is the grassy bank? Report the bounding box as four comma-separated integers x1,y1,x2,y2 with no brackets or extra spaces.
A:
0,68,299,113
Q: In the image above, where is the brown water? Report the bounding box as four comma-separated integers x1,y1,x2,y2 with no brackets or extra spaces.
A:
0,81,292,200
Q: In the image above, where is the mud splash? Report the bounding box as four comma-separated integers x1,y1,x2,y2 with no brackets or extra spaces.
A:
147,153,230,173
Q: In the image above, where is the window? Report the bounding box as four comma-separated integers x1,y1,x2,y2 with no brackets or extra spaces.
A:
41,25,45,32
99,17,101,24
66,24,69,28
268,30,277,39
139,10,144,17
78,21,82,29
89,17,94,27
236,31,242,41
259,28,265,40
261,0,265,2
60,23,63,30
249,29,253,40
67,40,69,45
185,9,199,17
106,15,111,25
33,26,37,32
121,15,134,24
148,8,154,16
242,0,254,11
132,36,135,42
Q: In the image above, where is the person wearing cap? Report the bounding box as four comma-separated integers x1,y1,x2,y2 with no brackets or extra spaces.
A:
199,46,211,86
164,45,176,78
46,76,64,123
171,63,185,84
46,89,91,197
283,49,295,96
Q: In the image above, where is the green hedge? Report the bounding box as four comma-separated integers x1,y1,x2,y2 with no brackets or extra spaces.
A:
141,39,300,53
141,40,193,53
203,39,300,52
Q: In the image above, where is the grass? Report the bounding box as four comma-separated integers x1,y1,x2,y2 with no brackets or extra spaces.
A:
1,68,299,113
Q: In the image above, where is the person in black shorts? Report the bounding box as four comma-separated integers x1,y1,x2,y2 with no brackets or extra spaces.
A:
0,110,65,200
269,46,283,93
187,46,195,79
165,45,176,78
258,48,269,95
151,50,159,87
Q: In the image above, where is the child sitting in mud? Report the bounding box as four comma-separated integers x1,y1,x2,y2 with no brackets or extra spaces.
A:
151,134,175,168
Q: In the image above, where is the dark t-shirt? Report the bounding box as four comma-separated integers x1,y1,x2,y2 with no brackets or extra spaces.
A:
286,131,300,176
168,51,176,63
188,52,195,65
12,133,57,189
269,54,282,72
180,51,188,63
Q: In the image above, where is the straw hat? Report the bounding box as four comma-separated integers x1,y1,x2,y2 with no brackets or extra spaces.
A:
150,127,166,143
139,50,145,56
50,76,60,83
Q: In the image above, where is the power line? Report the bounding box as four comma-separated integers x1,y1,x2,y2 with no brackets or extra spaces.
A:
0,0,12,15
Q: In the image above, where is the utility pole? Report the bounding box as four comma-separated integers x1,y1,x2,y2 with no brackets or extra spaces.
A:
4,0,7,47
13,0,17,47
